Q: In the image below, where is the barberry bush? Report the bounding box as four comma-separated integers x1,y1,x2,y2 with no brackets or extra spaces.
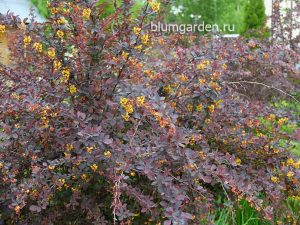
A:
0,0,299,224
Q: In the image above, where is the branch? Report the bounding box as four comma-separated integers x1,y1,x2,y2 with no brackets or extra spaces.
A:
227,80,300,104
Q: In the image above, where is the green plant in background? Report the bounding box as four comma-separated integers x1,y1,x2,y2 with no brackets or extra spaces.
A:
242,0,269,37
31,0,49,18
165,0,247,34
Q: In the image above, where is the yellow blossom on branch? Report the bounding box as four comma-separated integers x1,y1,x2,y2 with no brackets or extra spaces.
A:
141,34,149,45
82,8,91,20
122,51,129,60
53,60,62,72
104,150,111,158
151,1,160,13
0,24,6,33
133,27,141,35
136,96,145,106
69,85,77,95
235,158,242,165
90,164,98,172
271,176,279,183
33,42,43,53
56,30,64,39
48,47,56,60
24,35,31,47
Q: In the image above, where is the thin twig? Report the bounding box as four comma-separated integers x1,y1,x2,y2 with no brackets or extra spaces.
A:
228,80,300,104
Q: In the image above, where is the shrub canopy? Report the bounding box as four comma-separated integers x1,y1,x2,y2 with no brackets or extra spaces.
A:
0,0,299,224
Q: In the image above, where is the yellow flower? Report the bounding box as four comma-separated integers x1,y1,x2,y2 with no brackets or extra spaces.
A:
81,174,88,180
133,27,141,35
271,176,279,183
62,67,70,80
58,178,65,184
122,113,130,121
196,104,203,111
14,205,21,214
120,97,129,107
124,104,134,114
267,114,276,121
151,1,160,13
278,117,288,126
287,171,294,178
187,104,193,112
134,45,143,52
199,78,206,85
235,158,242,165
222,64,227,70
50,7,58,14
0,24,6,33
141,34,149,45
53,60,62,71
48,47,56,60
104,150,111,158
56,30,64,39
23,35,31,47
0,162,3,169
48,165,55,170
164,85,171,94
207,105,215,113
130,171,136,176
287,158,294,166
66,143,74,151
197,63,206,70
86,146,94,154
90,164,98,172
33,42,43,53
122,51,129,60
57,17,66,25
69,85,77,95
82,8,92,20
136,96,145,106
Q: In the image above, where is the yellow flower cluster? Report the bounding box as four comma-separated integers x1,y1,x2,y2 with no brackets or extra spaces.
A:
104,150,111,158
196,103,203,111
85,146,94,154
56,30,64,39
61,67,70,82
207,104,215,113
235,158,242,165
141,34,149,45
187,104,193,112
66,143,74,151
120,97,134,121
197,60,210,70
271,176,279,183
134,45,142,52
136,96,145,106
82,8,92,20
0,24,6,33
90,164,98,172
267,114,275,121
278,117,288,126
287,171,294,178
151,0,160,13
23,35,31,47
53,60,62,72
33,42,43,53
164,85,172,94
48,47,56,60
122,51,129,60
57,17,66,25
133,27,141,35
69,85,77,95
